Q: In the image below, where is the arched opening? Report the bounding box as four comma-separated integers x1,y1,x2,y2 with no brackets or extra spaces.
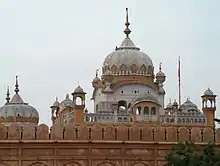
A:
143,107,149,115
75,96,82,105
170,118,175,123
187,118,190,123
207,100,212,108
136,107,141,115
123,117,128,122
151,107,156,115
118,117,122,122
182,118,185,123
195,118,198,123
96,104,99,112
118,100,127,111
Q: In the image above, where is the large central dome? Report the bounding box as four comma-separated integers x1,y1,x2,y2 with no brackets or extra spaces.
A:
102,8,154,76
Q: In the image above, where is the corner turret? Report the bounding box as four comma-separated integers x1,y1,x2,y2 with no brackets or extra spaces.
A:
201,88,217,126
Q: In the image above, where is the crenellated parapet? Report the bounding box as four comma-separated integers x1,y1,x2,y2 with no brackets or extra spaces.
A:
0,123,218,143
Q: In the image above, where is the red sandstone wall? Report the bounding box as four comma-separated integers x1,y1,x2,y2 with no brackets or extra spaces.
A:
0,124,219,166
0,123,219,142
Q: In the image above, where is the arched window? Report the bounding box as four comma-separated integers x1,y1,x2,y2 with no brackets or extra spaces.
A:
170,118,175,123
136,107,141,115
118,100,127,111
123,117,128,122
207,100,212,108
96,104,99,112
118,117,122,122
187,118,190,123
75,97,82,105
199,119,201,123
143,107,149,115
182,118,185,123
151,107,156,115
195,119,198,123
178,118,181,123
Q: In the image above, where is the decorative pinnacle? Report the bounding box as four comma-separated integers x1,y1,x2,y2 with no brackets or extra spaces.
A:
124,8,131,37
14,75,19,94
96,69,98,77
159,62,162,71
6,86,10,103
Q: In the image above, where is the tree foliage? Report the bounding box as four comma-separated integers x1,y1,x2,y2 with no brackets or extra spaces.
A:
165,141,220,166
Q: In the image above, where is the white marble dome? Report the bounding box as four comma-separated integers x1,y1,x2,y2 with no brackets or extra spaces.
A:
60,94,74,109
0,80,39,125
102,9,154,76
74,85,84,93
179,98,198,111
204,88,214,96
103,37,153,75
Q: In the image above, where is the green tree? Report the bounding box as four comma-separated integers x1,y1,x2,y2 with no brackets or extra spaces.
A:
165,141,200,166
199,143,220,166
165,141,220,166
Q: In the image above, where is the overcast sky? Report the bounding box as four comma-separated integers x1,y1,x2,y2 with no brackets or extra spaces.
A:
0,0,219,126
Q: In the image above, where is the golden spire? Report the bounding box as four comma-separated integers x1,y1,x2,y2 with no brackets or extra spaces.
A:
124,8,131,37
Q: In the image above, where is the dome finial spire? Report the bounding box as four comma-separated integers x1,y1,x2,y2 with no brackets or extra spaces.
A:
124,8,131,37
96,69,98,77
159,62,162,71
14,75,19,94
6,86,10,103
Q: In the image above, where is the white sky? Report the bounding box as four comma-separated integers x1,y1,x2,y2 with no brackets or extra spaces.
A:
0,0,219,126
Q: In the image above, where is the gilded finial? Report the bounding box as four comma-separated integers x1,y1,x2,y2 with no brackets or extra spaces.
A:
6,86,10,103
15,75,19,94
124,8,131,37
159,62,162,71
96,69,98,77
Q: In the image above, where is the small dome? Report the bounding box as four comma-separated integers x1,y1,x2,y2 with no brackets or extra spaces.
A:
204,88,214,96
173,100,178,106
0,77,39,125
52,97,59,107
179,98,198,110
166,100,173,109
156,70,165,77
60,94,73,108
0,94,39,125
74,85,84,93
